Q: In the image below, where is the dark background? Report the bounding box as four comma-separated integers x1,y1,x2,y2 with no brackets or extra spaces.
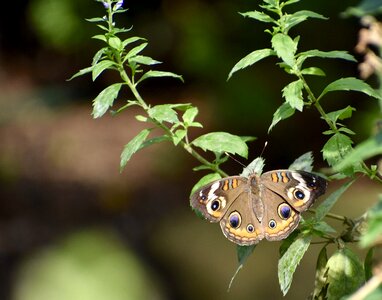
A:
0,0,381,299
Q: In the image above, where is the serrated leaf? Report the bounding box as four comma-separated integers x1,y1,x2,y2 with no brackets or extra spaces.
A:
322,133,353,166
183,107,199,125
67,66,94,81
297,50,356,67
326,248,365,300
269,102,296,132
284,10,327,32
190,173,222,196
137,70,184,85
92,83,123,118
240,10,275,23
272,33,297,67
333,132,382,171
120,129,151,172
301,67,325,76
289,151,313,172
278,236,312,296
312,246,328,299
191,132,249,158
241,157,265,177
326,106,356,124
319,77,382,101
228,49,275,80
360,196,382,247
148,104,179,124
282,79,304,111
129,55,161,65
92,60,115,81
315,180,354,221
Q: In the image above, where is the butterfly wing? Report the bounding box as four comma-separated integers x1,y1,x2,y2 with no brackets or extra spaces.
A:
260,170,327,212
190,176,248,222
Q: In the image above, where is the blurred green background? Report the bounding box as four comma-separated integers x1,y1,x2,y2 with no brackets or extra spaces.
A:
0,0,381,299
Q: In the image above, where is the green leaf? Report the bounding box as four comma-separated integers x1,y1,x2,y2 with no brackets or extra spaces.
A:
240,11,275,23
333,132,382,171
297,50,356,66
182,107,199,125
326,106,356,124
326,248,365,300
319,77,382,101
228,49,275,80
241,157,265,177
148,104,179,124
190,173,222,195
228,245,257,292
191,132,249,158
122,36,146,48
269,102,296,132
92,60,116,81
279,230,300,257
92,34,107,42
108,36,123,51
360,196,382,247
364,247,374,281
139,135,171,150
284,10,327,32
288,151,313,172
271,33,297,67
301,67,325,76
92,47,108,65
67,66,94,81
282,79,304,111
173,129,186,145
129,55,161,66
278,236,312,296
315,180,354,221
126,42,148,58
312,246,328,299
137,70,184,85
322,133,353,166
92,83,123,118
120,129,151,172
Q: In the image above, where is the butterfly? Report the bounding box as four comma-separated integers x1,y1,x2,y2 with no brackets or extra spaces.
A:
190,170,327,245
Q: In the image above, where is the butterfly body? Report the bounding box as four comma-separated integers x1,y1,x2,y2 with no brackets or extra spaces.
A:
190,170,327,246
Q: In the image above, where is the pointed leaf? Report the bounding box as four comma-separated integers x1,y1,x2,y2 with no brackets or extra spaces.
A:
301,67,325,76
148,104,179,124
228,49,275,80
315,180,354,221
319,77,382,100
92,60,116,81
92,83,123,118
278,236,312,296
120,129,151,172
289,151,313,172
129,55,161,65
108,36,123,51
138,70,184,84
272,33,297,67
122,36,146,48
67,66,94,81
182,107,199,125
139,135,171,150
241,157,265,177
126,42,147,58
297,50,356,66
228,245,257,291
269,102,296,132
326,106,356,124
282,79,304,111
322,133,353,166
173,129,186,145
284,10,327,32
191,132,249,158
240,11,275,23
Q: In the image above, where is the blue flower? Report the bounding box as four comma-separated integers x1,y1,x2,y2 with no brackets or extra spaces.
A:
114,0,123,10
102,2,110,9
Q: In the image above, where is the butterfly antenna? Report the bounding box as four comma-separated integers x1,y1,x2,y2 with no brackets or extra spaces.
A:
224,152,246,168
259,141,268,158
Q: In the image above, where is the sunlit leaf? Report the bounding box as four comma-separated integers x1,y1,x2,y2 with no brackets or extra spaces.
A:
297,50,356,66
278,236,312,296
148,104,179,124
240,11,275,23
269,102,295,132
191,132,249,158
228,49,275,80
137,70,184,85
301,67,325,76
182,107,199,125
284,10,327,32
326,106,356,124
92,60,116,81
92,83,123,118
67,66,94,81
241,157,265,177
271,33,297,67
120,129,151,172
282,79,304,111
322,133,353,166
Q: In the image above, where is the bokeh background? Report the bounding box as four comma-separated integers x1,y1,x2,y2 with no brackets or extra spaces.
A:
1,0,381,299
